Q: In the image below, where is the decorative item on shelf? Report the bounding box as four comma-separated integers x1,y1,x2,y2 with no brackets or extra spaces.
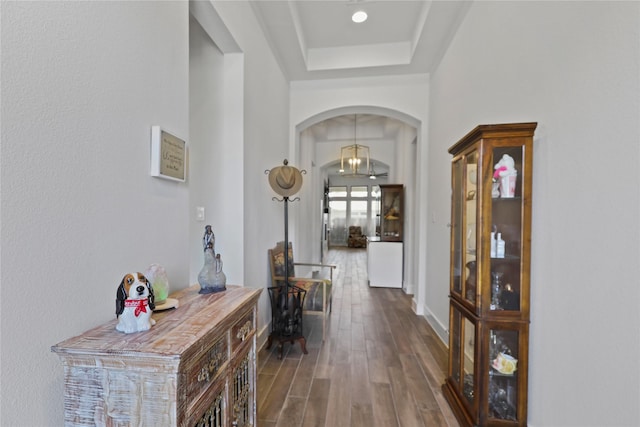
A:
489,381,517,421
491,226,506,258
466,223,476,253
490,230,497,257
468,165,477,185
198,225,227,294
492,181,501,198
489,330,500,360
384,208,399,220
203,224,215,249
115,272,156,333
145,263,179,311
213,254,226,287
496,232,506,258
465,261,477,300
494,154,517,198
500,283,520,310
490,271,503,310
492,352,518,375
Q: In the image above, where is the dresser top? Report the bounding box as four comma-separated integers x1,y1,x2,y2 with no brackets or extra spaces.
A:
52,285,262,359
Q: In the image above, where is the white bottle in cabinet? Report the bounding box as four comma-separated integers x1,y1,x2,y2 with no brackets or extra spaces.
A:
496,233,505,258
490,232,497,258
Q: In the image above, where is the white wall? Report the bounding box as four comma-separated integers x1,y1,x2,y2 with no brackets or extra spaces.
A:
204,1,291,347
1,2,190,425
189,15,227,283
188,11,245,288
0,1,290,425
5,1,638,425
427,2,640,426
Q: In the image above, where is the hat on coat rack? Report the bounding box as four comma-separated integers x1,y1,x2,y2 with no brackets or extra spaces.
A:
268,159,303,197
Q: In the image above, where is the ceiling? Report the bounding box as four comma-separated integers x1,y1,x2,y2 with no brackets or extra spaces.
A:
247,1,471,179
249,0,471,82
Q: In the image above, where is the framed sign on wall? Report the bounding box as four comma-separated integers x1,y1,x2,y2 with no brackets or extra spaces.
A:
150,126,187,182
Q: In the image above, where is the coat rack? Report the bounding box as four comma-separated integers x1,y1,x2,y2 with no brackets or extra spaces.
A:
265,159,308,357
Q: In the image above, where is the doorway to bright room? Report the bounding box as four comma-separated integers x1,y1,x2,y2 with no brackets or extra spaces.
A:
328,184,381,247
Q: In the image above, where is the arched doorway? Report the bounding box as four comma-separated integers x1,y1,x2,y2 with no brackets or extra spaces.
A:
293,106,420,295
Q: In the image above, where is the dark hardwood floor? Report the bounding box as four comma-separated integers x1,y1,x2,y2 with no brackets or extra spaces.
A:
257,247,459,427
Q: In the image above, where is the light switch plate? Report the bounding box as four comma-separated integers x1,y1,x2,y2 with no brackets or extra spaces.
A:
196,207,205,221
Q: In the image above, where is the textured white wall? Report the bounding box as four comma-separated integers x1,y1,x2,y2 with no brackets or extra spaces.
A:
189,1,250,291
204,1,290,345
428,2,640,425
4,1,638,425
1,2,190,425
0,0,290,424
189,16,246,286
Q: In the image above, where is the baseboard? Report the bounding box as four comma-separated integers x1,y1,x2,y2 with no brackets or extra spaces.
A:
411,298,418,314
403,280,415,295
257,322,270,352
411,299,448,346
424,306,449,346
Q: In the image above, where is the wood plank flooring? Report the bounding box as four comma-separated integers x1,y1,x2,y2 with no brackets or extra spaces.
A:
257,247,459,427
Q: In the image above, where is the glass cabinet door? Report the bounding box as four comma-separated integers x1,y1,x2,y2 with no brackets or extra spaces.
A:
449,303,477,413
464,152,478,306
380,184,403,241
487,326,524,423
489,145,525,313
451,151,479,308
450,306,462,384
451,158,463,295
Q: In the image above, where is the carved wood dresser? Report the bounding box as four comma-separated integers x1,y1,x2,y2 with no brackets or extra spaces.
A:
52,285,262,427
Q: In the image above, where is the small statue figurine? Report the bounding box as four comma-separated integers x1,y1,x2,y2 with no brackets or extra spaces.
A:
203,225,215,253
115,272,156,333
198,225,227,294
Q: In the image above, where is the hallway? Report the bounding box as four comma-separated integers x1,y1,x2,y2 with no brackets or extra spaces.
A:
257,247,458,426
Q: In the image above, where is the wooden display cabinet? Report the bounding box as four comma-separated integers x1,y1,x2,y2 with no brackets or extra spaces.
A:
442,123,536,427
379,184,403,241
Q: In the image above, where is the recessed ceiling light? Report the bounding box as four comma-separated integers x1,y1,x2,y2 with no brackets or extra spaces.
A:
352,10,368,23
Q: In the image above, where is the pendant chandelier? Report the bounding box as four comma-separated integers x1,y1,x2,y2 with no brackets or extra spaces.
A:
339,114,370,177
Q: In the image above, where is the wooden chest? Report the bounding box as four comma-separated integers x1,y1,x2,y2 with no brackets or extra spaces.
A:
52,285,262,427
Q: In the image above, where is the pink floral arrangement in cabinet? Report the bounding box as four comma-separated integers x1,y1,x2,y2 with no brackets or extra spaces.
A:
493,154,517,198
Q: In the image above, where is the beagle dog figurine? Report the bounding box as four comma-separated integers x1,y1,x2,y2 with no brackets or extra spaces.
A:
115,272,156,333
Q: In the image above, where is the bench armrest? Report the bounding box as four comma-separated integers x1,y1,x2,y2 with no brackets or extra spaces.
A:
294,262,336,269
293,262,335,282
272,275,331,284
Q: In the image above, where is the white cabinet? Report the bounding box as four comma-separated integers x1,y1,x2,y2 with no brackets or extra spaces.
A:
367,237,403,288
